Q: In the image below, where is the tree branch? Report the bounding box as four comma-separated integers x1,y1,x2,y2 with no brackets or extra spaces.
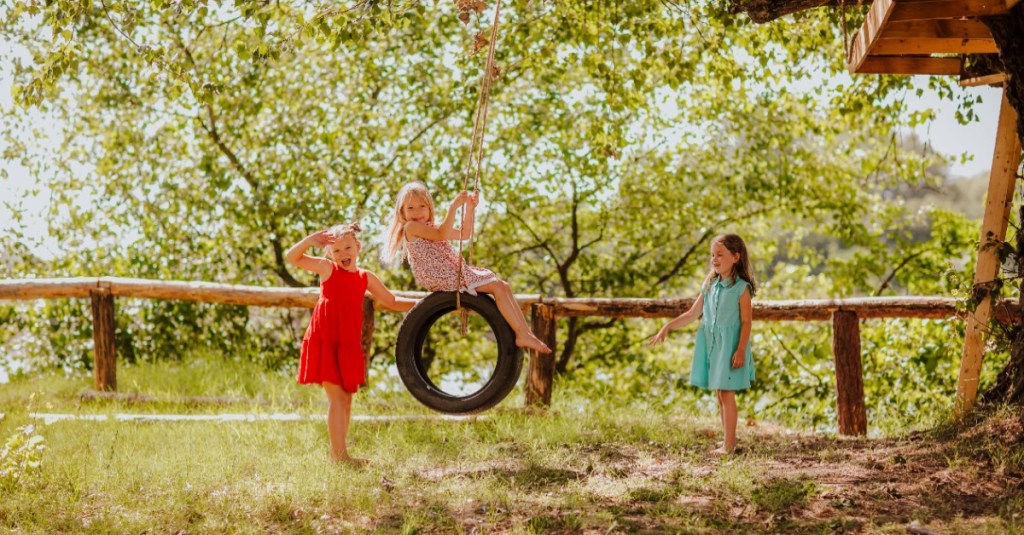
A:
726,0,848,24
874,249,925,296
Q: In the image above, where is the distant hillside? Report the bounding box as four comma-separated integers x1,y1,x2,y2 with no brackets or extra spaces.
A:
903,171,989,221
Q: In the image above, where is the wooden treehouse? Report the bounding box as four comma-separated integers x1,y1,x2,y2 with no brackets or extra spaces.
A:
846,0,1024,415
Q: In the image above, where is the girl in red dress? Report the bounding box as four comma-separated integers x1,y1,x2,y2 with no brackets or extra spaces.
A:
286,222,416,465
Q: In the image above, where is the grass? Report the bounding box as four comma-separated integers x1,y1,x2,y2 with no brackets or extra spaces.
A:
1,355,1023,533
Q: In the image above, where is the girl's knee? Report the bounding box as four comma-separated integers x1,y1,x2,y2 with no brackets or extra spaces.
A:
323,383,352,403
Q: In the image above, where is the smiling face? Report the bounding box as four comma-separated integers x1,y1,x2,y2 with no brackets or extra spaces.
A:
401,192,433,224
710,241,741,278
325,234,361,271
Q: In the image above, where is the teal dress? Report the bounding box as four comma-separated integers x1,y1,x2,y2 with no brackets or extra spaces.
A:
690,276,755,391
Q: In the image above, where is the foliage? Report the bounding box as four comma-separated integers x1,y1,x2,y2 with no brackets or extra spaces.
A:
0,424,45,492
0,0,993,429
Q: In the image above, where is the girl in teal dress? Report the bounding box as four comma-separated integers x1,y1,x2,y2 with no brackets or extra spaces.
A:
649,234,756,455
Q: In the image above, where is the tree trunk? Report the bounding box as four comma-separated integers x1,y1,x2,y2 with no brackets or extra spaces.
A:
982,202,1024,406
980,7,1024,145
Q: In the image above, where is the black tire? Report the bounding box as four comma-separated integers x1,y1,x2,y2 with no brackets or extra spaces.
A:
395,292,524,414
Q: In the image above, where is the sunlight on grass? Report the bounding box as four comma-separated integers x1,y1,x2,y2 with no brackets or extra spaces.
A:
1,355,1022,532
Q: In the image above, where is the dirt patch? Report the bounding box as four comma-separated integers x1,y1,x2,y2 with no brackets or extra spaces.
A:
394,411,1024,533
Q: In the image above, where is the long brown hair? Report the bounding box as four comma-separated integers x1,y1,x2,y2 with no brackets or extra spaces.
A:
381,181,435,265
706,233,757,296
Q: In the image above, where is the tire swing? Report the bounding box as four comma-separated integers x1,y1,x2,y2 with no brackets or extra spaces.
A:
396,292,523,414
395,0,523,414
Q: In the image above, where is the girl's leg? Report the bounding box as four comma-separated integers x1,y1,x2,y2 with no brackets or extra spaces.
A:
716,391,726,443
719,390,738,453
476,279,551,353
323,382,364,465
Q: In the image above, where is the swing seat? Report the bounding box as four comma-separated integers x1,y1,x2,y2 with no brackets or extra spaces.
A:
395,291,523,414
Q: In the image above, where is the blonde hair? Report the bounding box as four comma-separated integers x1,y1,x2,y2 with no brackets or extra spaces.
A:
381,181,435,265
327,222,361,241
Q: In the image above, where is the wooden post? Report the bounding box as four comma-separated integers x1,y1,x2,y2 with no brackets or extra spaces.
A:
361,297,375,384
957,88,1023,417
832,310,867,435
525,303,557,407
89,287,117,392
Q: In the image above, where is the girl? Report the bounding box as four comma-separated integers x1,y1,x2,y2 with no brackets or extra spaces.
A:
648,234,756,455
286,222,417,465
382,181,551,354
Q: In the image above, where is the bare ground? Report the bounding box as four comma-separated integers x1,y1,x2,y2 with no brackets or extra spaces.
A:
390,410,1024,533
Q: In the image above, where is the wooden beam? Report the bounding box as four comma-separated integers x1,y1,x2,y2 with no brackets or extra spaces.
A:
883,19,993,39
956,87,1023,417
854,56,962,75
525,304,557,407
2,278,1020,321
871,37,998,55
832,311,867,435
890,0,1012,22
847,0,897,72
960,72,1010,87
90,287,117,392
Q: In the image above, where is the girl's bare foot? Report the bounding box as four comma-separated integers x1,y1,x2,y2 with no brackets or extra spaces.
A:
516,334,551,353
710,446,735,456
332,455,370,467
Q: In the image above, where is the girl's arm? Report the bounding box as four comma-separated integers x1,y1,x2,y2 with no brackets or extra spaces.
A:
452,192,478,241
365,271,418,312
404,191,470,242
731,287,753,369
285,231,334,280
647,293,704,346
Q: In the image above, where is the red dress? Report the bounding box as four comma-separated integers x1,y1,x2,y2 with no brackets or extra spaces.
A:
298,264,368,392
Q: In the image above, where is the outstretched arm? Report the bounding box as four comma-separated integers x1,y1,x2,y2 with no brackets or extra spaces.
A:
647,293,704,346
285,231,334,280
365,271,417,312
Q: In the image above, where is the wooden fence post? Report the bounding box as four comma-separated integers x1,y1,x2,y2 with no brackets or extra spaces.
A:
89,287,117,392
832,310,867,435
362,297,375,383
957,88,1022,417
525,303,557,407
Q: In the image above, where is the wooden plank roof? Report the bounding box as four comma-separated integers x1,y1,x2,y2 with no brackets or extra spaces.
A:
847,0,1018,81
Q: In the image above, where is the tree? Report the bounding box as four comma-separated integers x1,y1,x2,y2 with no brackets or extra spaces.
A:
0,1,982,422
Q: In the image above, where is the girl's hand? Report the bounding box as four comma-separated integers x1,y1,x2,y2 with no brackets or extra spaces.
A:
309,230,335,247
647,327,668,346
731,351,745,369
450,191,469,210
466,191,480,208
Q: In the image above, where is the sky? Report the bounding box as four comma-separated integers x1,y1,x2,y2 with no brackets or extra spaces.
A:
905,83,1004,178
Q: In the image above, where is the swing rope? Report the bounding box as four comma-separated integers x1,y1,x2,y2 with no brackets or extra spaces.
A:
456,0,502,325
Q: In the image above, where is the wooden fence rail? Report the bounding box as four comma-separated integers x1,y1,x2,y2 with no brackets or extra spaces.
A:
1,277,1018,435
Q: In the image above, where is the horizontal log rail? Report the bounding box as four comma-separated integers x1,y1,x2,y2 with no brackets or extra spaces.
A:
0,277,1017,321
2,277,1017,436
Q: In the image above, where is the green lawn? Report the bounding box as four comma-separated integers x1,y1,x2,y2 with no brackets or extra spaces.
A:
1,357,1022,533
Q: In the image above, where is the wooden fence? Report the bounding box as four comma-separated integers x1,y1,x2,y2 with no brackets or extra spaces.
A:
1,277,1018,435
